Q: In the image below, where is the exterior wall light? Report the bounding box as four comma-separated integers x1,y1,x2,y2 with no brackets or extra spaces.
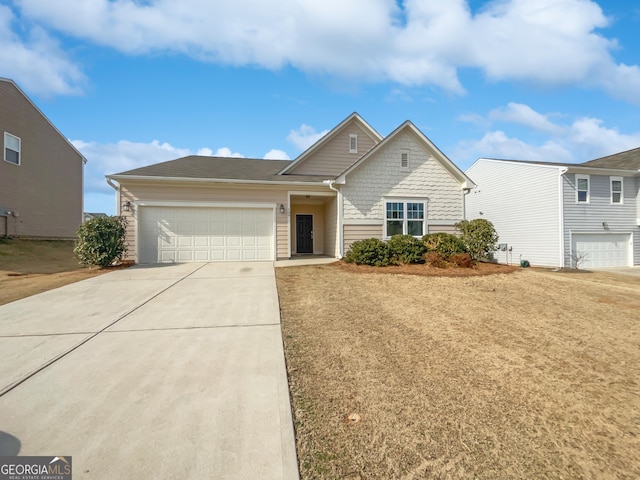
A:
279,204,285,214
123,200,131,212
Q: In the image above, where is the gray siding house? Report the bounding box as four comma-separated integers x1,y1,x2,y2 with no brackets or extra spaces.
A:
107,113,475,264
465,149,640,268
0,78,85,238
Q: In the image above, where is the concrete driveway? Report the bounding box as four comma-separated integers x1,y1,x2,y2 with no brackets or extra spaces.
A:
0,262,299,479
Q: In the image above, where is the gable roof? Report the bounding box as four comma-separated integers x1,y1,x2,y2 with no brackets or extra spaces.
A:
277,112,383,175
581,146,640,170
0,77,87,164
336,120,475,188
108,156,327,184
470,153,640,175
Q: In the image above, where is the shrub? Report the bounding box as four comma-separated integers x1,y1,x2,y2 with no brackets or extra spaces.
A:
422,233,467,259
425,252,449,268
74,216,128,267
344,238,391,266
387,234,426,264
455,219,499,261
449,253,475,268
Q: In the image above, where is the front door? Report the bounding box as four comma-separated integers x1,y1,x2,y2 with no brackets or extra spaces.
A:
296,215,313,254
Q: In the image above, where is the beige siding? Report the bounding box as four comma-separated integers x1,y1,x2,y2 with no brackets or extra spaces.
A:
324,197,338,257
341,131,464,223
343,223,383,253
428,224,458,235
0,81,84,238
119,182,332,262
288,121,379,176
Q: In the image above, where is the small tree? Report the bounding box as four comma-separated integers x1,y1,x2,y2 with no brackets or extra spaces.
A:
74,216,128,267
455,218,499,261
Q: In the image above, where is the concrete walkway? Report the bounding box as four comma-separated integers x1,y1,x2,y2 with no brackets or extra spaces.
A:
0,262,299,480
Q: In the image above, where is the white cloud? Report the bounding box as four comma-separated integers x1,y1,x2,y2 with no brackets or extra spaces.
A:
489,103,565,135
0,5,86,96
11,0,640,102
454,103,640,166
287,124,330,151
213,147,244,158
73,139,217,194
263,149,290,160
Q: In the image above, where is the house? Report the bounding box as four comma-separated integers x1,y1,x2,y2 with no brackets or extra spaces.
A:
83,212,108,223
106,113,474,264
0,78,86,238
465,149,640,269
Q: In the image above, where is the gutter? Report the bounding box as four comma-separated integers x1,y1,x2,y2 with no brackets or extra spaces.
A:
106,177,120,215
558,167,568,267
324,180,343,258
106,174,328,187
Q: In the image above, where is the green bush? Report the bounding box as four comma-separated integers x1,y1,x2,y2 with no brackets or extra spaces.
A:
387,234,426,264
344,238,391,266
74,216,128,267
455,218,499,261
422,233,467,259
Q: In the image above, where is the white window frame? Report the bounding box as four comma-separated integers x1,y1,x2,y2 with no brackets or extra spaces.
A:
576,174,589,203
384,199,427,238
4,132,21,166
610,176,623,204
349,134,358,154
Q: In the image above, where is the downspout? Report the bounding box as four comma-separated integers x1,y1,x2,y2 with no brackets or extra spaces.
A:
106,177,120,215
558,168,568,267
325,180,343,258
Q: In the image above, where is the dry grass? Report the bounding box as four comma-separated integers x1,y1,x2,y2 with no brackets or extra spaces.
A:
0,238,111,305
276,264,640,479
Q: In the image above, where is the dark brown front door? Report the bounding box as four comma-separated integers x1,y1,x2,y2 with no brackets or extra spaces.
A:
296,215,313,254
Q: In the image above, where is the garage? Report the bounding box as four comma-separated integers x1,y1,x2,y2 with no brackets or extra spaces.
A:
138,206,274,263
571,233,632,268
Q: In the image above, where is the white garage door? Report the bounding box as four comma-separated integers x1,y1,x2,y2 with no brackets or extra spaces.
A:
139,206,274,263
571,233,632,268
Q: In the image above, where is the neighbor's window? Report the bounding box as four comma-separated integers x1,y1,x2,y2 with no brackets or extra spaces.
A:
611,176,623,204
576,174,589,203
385,200,425,237
4,132,20,165
349,134,358,153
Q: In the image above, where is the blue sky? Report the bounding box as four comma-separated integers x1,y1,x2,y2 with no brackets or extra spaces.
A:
2,0,640,214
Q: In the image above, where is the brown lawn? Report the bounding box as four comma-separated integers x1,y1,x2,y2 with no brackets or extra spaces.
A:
276,263,640,480
0,239,116,306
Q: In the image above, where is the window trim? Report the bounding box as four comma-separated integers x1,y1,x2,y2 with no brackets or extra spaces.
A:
575,174,589,203
610,176,623,205
384,199,427,238
4,132,21,166
349,134,358,154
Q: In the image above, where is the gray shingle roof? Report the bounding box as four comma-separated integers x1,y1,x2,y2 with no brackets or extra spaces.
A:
581,147,640,170
109,156,330,183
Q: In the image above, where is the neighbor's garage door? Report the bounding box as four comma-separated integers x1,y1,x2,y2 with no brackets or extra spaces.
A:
139,206,274,263
571,233,632,268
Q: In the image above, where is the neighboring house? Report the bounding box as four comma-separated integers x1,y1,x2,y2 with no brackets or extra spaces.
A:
106,113,474,264
83,212,108,223
0,78,86,238
465,149,640,269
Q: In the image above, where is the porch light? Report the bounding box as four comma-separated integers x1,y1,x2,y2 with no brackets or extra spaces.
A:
123,200,131,212
279,204,285,214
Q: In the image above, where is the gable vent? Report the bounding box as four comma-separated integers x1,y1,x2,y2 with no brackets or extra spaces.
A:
349,134,358,153
401,152,408,168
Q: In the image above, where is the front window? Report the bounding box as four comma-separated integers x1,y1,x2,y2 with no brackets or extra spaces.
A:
4,132,20,165
576,175,589,203
385,200,426,237
611,176,623,204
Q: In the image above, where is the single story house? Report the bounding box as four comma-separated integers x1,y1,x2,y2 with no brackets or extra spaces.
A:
465,148,640,268
107,113,475,264
1,78,85,238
